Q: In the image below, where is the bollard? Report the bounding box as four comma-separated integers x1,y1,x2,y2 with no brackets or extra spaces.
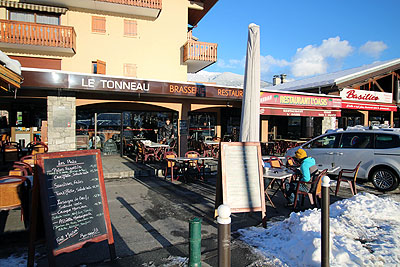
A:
321,176,330,267
217,204,231,267
189,217,202,267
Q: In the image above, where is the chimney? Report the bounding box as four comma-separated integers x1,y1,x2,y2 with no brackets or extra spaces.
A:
273,75,281,86
280,74,287,83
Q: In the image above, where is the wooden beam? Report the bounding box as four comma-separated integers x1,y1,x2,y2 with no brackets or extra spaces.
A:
373,80,385,92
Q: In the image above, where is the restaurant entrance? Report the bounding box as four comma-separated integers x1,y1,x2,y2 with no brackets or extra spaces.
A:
76,106,178,156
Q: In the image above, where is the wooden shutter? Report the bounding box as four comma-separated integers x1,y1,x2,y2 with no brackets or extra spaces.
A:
92,16,106,33
124,20,137,37
123,64,137,77
96,60,106,75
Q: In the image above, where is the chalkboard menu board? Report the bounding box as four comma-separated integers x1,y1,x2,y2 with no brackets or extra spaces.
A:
217,142,266,225
35,150,115,258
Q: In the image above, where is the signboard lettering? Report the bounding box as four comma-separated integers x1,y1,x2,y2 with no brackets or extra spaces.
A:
260,92,341,108
341,88,392,103
32,150,115,265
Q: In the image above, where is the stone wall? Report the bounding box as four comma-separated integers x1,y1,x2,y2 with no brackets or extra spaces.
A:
322,117,336,134
47,96,76,152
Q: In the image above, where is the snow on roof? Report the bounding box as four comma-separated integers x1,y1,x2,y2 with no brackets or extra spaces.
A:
263,58,400,92
0,50,21,75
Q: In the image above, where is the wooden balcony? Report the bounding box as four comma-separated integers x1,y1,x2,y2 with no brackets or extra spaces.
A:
183,40,217,73
0,20,76,56
23,0,162,18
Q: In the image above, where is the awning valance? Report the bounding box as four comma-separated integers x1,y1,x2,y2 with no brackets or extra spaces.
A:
0,0,68,14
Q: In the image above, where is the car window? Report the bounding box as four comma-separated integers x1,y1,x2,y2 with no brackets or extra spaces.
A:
339,133,373,149
375,134,400,149
306,134,339,149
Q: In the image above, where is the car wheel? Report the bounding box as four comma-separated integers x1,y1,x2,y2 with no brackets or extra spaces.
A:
371,168,399,192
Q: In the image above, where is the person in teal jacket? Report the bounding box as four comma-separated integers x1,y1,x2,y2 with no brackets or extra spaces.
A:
285,148,317,206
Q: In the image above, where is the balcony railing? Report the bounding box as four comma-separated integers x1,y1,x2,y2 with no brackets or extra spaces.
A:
184,40,217,62
0,20,76,54
96,0,162,9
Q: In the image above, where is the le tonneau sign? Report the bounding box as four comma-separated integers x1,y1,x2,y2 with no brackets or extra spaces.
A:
340,88,392,104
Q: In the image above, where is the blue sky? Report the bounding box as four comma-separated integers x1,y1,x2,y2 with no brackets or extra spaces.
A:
193,0,400,82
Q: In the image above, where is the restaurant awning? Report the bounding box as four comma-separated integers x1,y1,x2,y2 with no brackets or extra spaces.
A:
260,91,342,117
260,107,341,117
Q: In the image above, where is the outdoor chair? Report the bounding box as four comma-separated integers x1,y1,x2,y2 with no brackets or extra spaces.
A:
293,168,327,210
20,154,35,168
136,142,156,162
26,141,48,155
11,161,34,176
2,142,21,163
0,175,29,227
286,156,299,169
164,151,181,182
185,151,202,179
335,161,361,196
268,156,284,169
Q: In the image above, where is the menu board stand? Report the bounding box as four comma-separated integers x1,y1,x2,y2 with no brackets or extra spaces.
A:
215,142,266,227
28,149,116,266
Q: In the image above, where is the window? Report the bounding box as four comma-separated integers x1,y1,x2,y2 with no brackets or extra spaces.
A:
124,20,137,37
9,9,59,25
123,64,137,77
92,16,106,33
339,133,373,149
92,60,106,75
307,134,339,149
375,134,400,149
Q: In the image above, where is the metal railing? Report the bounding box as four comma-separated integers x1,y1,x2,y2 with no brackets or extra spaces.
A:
0,20,76,51
96,0,162,9
184,40,217,62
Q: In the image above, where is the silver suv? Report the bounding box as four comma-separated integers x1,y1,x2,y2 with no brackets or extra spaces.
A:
285,128,400,191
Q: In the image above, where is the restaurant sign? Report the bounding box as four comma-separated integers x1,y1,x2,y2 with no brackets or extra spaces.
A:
21,70,243,100
260,107,341,117
260,92,341,108
340,88,392,104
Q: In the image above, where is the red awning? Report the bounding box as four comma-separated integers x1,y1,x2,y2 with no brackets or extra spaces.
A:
260,106,341,117
342,101,397,112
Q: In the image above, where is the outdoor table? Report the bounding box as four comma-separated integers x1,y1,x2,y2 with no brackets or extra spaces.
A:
263,168,295,208
204,140,219,145
168,156,214,181
142,141,170,160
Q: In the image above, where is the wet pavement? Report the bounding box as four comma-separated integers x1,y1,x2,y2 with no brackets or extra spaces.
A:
1,155,399,266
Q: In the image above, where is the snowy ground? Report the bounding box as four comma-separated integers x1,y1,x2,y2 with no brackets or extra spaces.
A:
239,192,400,266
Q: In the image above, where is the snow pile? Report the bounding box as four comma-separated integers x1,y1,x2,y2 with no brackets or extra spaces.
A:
238,193,400,266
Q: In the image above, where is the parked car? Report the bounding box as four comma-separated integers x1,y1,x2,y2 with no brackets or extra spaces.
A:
285,127,400,191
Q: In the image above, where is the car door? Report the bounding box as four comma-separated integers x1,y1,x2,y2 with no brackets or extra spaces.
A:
333,132,374,179
302,133,341,171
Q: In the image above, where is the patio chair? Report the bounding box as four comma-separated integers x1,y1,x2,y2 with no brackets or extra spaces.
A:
20,154,35,168
286,156,299,169
268,156,284,169
26,141,48,155
335,161,361,196
2,142,21,163
0,175,29,227
136,141,156,162
10,161,34,176
185,151,201,179
164,151,181,182
293,168,327,210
